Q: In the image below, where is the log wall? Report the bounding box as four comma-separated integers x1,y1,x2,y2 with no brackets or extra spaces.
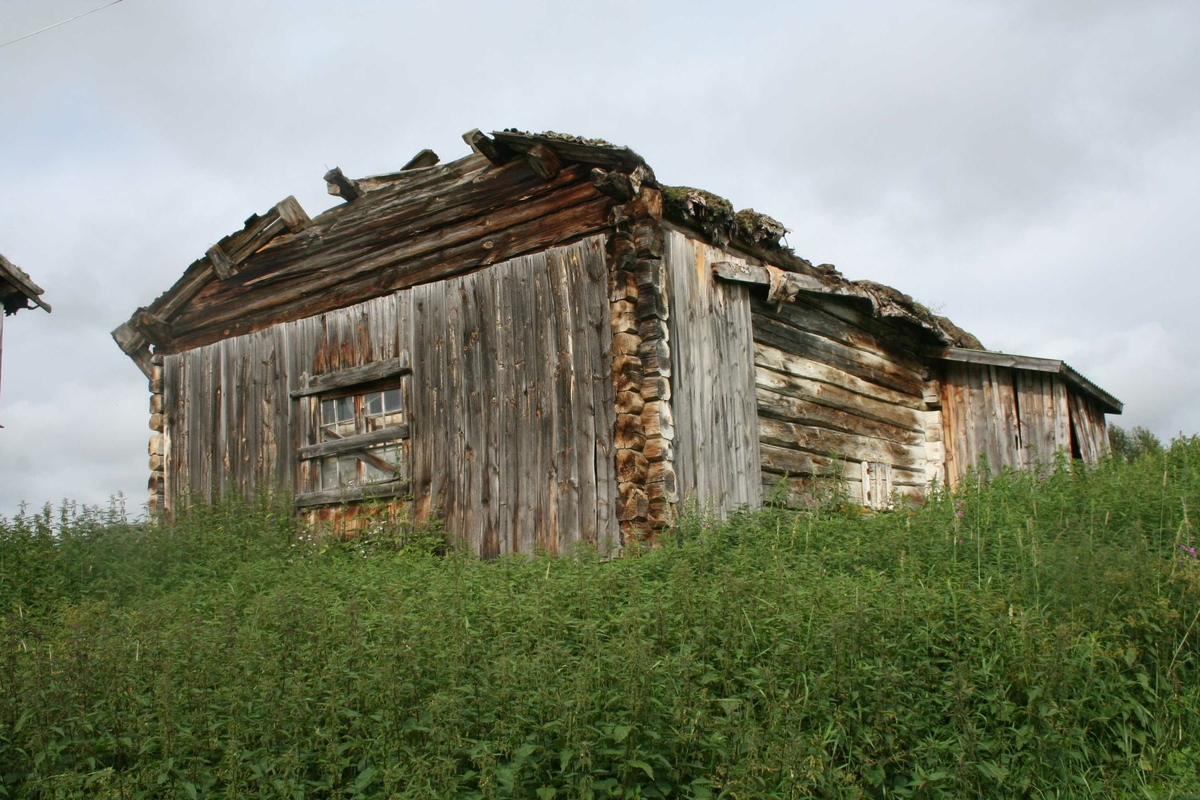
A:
663,229,762,516
750,294,931,507
162,236,617,555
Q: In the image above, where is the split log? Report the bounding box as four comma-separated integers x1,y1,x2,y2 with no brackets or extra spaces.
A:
755,366,924,433
612,331,640,356
757,417,924,470
610,271,639,304
641,375,670,401
633,258,665,291
643,400,674,441
633,221,664,258
612,354,644,394
643,437,674,463
461,129,512,165
610,300,638,335
755,386,922,446
590,167,636,201
638,318,669,343
324,167,360,201
636,287,669,321
638,338,671,377
616,449,649,483
526,143,563,180
615,390,645,416
615,412,646,450
133,310,173,348
646,498,670,527
149,433,164,456
647,460,677,495
401,149,440,170
149,394,163,414
616,482,648,521
207,244,237,281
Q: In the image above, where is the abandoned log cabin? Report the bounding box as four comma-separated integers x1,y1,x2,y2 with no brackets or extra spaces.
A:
1,253,51,424
113,128,1122,553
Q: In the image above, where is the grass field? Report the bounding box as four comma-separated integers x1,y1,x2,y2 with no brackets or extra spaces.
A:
2,440,1200,798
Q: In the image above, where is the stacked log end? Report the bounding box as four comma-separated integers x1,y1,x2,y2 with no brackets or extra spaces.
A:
608,186,675,547
148,353,166,517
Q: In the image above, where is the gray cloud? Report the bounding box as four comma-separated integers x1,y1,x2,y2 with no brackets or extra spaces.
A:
1,0,1197,515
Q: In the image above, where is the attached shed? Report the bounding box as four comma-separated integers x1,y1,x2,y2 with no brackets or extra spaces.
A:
114,129,1121,551
0,253,51,423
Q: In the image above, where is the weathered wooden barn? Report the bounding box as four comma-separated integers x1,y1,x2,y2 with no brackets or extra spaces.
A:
114,129,1121,552
1,253,51,424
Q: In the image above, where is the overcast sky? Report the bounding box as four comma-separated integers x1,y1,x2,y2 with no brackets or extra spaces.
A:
1,0,1197,517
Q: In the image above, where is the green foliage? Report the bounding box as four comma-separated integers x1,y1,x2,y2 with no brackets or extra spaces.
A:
3,439,1200,798
1109,424,1165,464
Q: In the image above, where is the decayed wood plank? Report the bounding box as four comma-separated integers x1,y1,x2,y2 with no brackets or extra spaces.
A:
755,366,924,433
753,313,925,397
754,341,924,409
663,230,761,515
755,386,923,445
295,425,410,459
754,296,927,376
758,417,924,469
295,481,409,508
291,354,411,397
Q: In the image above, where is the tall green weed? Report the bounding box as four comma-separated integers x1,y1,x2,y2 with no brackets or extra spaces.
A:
1,438,1199,798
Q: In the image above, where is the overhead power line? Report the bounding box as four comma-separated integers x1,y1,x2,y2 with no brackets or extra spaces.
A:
0,0,126,50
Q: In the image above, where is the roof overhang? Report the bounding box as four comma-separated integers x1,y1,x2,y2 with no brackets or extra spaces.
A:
927,347,1123,415
0,253,51,315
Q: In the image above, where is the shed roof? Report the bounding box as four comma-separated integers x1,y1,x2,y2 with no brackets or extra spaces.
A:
927,347,1123,415
0,253,50,316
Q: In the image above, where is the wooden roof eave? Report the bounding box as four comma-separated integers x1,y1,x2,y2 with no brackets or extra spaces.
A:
0,254,51,314
927,346,1123,415
711,260,957,346
111,195,313,376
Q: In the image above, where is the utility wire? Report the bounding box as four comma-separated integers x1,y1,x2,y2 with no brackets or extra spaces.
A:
0,0,126,50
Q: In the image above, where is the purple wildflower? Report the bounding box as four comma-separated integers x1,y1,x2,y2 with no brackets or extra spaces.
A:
1179,544,1197,559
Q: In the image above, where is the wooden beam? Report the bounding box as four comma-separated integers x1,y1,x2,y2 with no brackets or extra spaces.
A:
206,244,237,280
296,425,410,459
275,195,310,231
462,128,512,165
324,167,360,202
291,353,412,398
526,143,563,181
401,149,440,170
590,167,635,201
110,321,153,378
294,480,410,508
133,309,173,347
713,261,827,293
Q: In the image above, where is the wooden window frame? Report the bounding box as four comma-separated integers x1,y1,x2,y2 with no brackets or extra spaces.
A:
292,355,412,509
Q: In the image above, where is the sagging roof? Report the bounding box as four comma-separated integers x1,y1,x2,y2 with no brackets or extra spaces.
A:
0,253,50,316
110,128,1115,416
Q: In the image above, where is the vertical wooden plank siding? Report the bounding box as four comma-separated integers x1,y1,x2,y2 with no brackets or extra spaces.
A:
162,236,616,555
939,363,1106,482
663,229,762,516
